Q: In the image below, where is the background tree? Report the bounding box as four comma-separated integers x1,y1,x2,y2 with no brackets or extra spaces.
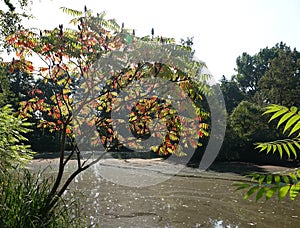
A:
218,42,300,163
235,42,289,100
226,101,279,162
219,75,245,114
257,48,300,107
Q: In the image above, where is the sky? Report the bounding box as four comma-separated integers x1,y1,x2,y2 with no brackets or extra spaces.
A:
8,0,300,81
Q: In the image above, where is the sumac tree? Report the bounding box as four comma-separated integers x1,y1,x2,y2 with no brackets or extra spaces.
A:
7,6,210,214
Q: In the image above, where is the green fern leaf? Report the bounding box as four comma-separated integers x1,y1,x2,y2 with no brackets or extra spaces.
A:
274,175,281,184
277,112,294,128
289,122,300,136
244,186,259,199
258,175,266,184
234,183,251,191
290,183,300,200
278,185,290,200
287,142,297,158
282,175,290,184
282,143,290,158
263,104,283,115
256,187,267,201
266,187,277,200
266,175,273,184
272,144,277,153
60,7,83,17
283,115,300,134
294,140,300,150
268,108,289,123
278,144,283,158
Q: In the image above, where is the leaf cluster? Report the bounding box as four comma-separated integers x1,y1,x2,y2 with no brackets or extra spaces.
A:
236,104,300,201
0,104,34,173
235,170,300,201
255,105,300,159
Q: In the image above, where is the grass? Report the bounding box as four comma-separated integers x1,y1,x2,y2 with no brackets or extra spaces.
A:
0,168,88,228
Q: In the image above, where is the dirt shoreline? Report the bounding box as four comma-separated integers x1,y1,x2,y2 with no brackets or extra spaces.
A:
31,156,297,175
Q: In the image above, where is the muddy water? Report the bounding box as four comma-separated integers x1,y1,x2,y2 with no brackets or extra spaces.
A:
30,159,300,227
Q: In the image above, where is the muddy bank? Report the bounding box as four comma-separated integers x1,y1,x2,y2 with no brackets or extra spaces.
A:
31,155,295,176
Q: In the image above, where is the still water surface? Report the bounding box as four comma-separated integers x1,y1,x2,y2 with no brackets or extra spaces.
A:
30,159,300,227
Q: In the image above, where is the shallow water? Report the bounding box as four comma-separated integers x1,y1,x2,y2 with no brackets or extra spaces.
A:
30,159,300,227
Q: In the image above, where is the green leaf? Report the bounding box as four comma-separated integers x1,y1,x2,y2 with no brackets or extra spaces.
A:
294,141,300,150
256,144,267,152
284,115,300,134
290,183,300,200
256,187,266,201
266,175,273,184
274,175,281,184
60,7,83,16
266,187,277,200
278,144,283,158
287,142,297,158
277,112,294,128
263,105,282,115
289,173,298,181
258,175,265,184
282,143,290,158
272,144,277,154
268,108,288,123
244,186,259,199
21,122,33,127
282,175,290,184
289,122,300,136
278,185,290,200
234,183,251,191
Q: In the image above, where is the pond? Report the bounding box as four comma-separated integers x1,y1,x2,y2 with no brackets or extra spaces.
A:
30,158,300,227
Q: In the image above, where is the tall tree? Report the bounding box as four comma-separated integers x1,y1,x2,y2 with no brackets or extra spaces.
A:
257,48,300,107
235,42,291,100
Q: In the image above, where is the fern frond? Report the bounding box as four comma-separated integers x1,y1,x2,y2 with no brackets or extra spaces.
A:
60,7,83,17
235,169,300,201
263,105,300,136
255,138,300,158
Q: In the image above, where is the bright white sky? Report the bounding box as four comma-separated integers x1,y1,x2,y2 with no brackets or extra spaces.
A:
8,0,300,81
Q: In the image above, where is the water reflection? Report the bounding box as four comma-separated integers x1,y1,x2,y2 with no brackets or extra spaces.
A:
31,160,300,227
